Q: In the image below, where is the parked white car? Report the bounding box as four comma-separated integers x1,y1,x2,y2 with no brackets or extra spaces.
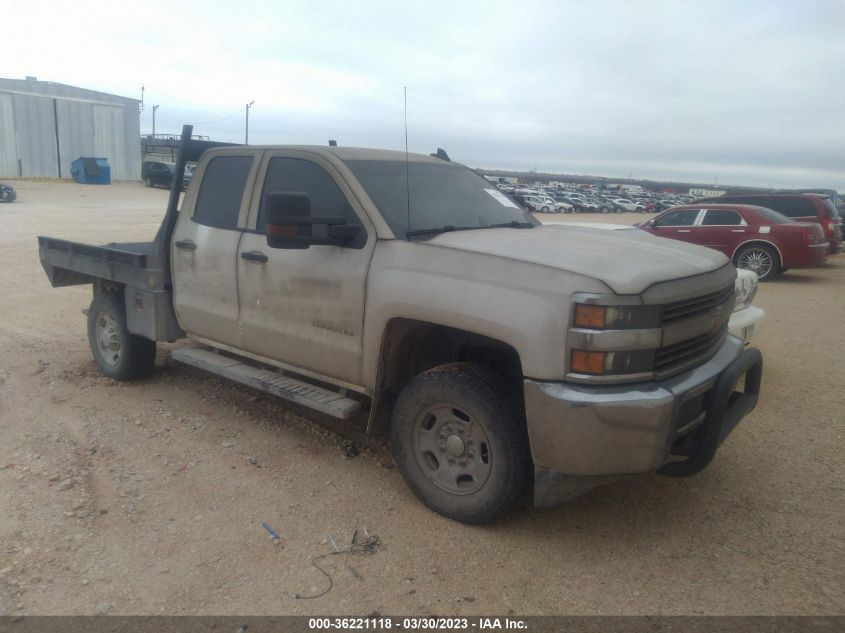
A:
729,269,764,344
611,198,645,212
526,195,570,213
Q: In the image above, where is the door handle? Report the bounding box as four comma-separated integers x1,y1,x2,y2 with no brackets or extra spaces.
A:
174,239,196,251
240,250,268,263
677,229,691,233
731,229,746,233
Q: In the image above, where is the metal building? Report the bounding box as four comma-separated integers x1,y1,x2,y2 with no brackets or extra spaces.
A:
0,77,141,181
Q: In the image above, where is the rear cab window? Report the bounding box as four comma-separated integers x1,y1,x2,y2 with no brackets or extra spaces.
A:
193,156,254,229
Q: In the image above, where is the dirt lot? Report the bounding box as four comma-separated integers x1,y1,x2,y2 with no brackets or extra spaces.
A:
0,180,843,615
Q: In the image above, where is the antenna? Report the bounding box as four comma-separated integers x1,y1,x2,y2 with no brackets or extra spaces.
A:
404,86,411,234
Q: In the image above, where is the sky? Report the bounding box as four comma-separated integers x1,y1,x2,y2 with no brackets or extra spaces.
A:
6,0,844,190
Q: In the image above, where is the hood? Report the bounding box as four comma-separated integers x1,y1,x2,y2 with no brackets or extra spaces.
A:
426,224,729,294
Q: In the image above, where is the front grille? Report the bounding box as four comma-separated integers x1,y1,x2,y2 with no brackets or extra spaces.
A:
661,285,734,324
655,325,727,372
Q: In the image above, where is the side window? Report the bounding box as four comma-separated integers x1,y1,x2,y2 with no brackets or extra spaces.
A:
760,197,815,219
654,209,700,227
702,210,743,225
257,157,365,248
194,156,253,229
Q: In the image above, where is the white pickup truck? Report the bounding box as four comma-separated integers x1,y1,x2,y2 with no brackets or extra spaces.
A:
38,126,763,523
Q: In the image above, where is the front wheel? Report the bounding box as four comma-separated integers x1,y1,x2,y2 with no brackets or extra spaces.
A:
735,244,779,281
87,293,157,380
390,363,532,524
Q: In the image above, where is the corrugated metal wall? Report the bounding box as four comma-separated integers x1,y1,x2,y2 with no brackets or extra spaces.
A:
0,78,141,181
0,93,18,176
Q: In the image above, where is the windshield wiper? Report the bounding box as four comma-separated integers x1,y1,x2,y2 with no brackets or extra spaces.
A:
483,221,535,229
406,225,478,238
406,221,535,239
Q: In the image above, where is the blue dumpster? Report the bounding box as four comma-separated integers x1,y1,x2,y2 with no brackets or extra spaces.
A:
70,157,111,184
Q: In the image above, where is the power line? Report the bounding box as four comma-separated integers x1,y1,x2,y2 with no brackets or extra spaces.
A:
155,106,246,126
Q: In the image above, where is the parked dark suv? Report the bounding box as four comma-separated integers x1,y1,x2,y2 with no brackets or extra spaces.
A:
695,193,842,255
141,161,193,190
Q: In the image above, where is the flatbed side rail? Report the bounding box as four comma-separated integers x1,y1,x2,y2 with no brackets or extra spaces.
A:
37,236,162,289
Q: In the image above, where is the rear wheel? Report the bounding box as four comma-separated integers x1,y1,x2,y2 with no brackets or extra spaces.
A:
735,244,779,281
541,206,550,213
87,293,157,380
390,363,531,524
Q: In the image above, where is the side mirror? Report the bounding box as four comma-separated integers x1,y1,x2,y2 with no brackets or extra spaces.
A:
265,192,360,249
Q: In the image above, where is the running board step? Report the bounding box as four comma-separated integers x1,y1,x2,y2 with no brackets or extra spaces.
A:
170,348,361,419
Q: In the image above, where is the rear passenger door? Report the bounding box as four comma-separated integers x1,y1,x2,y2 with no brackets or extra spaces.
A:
171,153,257,349
236,152,376,388
697,209,747,256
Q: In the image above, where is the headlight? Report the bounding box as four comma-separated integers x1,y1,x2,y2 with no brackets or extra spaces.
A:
733,271,759,312
572,303,660,330
570,349,656,375
569,302,661,377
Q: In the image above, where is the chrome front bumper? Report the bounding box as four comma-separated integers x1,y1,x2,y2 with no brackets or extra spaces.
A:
524,336,762,506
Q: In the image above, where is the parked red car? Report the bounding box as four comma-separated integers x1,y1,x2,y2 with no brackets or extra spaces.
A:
637,204,828,280
694,193,842,255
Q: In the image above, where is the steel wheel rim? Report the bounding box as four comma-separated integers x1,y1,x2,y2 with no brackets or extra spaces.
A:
739,249,773,278
411,403,492,495
95,310,122,366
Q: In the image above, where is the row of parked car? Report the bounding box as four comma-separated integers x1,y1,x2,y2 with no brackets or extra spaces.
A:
506,187,690,215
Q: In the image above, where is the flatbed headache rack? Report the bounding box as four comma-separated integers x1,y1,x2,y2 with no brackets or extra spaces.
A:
38,125,235,290
37,125,237,342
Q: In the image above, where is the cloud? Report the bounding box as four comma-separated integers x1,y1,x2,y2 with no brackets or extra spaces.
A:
6,0,843,189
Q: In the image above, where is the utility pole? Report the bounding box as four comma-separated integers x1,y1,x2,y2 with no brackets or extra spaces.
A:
152,105,159,137
245,100,255,144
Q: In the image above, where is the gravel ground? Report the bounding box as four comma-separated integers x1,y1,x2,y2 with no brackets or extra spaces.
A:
0,181,843,615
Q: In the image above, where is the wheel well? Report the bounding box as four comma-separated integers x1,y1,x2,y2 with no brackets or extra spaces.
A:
732,240,782,268
368,319,524,436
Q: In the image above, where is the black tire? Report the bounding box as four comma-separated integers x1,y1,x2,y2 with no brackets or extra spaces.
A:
541,206,550,213
601,206,609,214
734,243,780,281
87,292,156,380
390,363,532,524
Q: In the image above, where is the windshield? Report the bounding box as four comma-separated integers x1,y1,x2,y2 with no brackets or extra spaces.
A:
344,159,534,238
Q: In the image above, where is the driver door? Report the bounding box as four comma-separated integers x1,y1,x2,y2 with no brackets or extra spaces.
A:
236,152,376,388
648,208,704,244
